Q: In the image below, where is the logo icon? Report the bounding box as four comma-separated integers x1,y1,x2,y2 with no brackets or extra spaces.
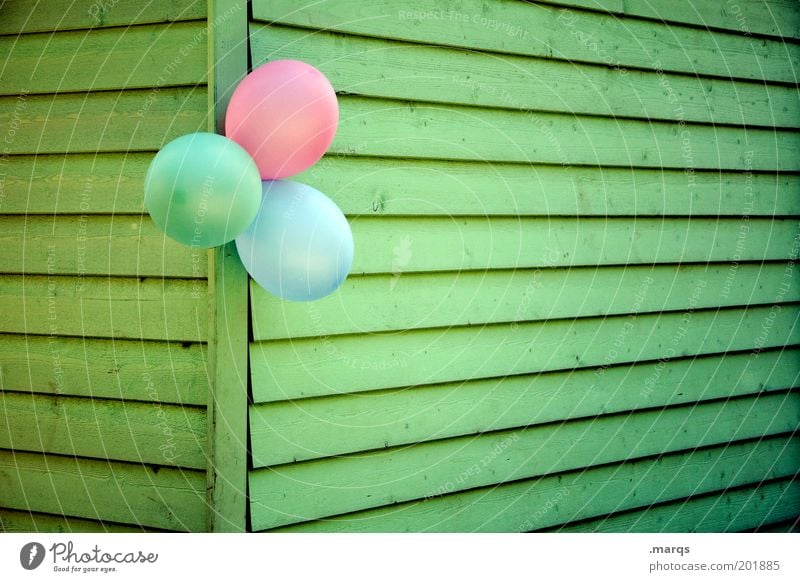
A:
20,542,45,570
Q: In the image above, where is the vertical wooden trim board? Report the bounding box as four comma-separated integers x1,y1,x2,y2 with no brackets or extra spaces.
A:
206,0,250,533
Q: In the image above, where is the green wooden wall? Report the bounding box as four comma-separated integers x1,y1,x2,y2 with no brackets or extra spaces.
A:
1,0,799,534
247,0,800,532
0,0,213,532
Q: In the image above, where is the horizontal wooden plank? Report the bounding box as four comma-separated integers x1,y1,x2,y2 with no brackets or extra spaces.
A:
0,153,152,214
0,275,208,342
250,349,800,466
0,22,208,95
330,97,800,171
252,0,800,83
0,87,207,154
296,157,800,217
251,304,800,402
0,334,208,406
7,154,798,217
249,392,800,529
252,23,800,128
252,263,800,340
0,0,206,34
749,517,800,533
348,217,799,275
553,479,800,532
0,392,207,469
0,507,157,532
0,449,206,531
0,215,209,278
274,436,800,532
14,215,798,279
535,0,800,40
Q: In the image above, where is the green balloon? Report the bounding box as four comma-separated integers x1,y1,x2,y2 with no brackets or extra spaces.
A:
145,132,262,248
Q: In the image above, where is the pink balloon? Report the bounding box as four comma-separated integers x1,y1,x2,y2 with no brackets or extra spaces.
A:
225,60,338,180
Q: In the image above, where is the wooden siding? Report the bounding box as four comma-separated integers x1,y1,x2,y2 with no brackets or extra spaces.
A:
549,478,800,533
533,1,800,40
0,0,206,34
0,451,205,531
248,0,800,532
275,436,800,532
0,0,210,531
252,24,800,129
251,0,800,82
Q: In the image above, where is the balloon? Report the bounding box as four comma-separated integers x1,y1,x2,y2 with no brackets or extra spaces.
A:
144,132,262,248
236,180,354,302
225,60,338,180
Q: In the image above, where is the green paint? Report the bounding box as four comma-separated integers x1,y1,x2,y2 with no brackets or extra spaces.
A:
0,88,208,154
0,334,208,405
294,157,800,217
277,436,800,532
0,451,206,531
250,349,800,466
328,96,800,169
536,0,800,40
0,392,207,469
205,0,250,533
0,0,206,34
0,22,208,95
0,508,160,533
252,23,800,129
554,479,800,533
253,0,799,82
251,306,800,402
244,3,799,530
2,0,798,533
249,394,799,529
0,2,211,532
336,217,800,275
252,263,799,340
1,154,152,215
1,275,208,342
0,215,208,278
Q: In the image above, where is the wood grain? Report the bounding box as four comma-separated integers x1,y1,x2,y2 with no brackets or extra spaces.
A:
347,217,799,275
249,393,799,529
1,392,207,469
0,153,151,214
329,96,800,170
252,0,800,83
0,87,208,154
0,334,208,405
252,263,800,340
205,0,250,533
250,349,800,466
0,0,206,34
1,22,208,95
0,275,207,342
251,305,800,402
0,507,160,532
552,479,800,532
252,23,800,128
0,449,206,531
274,435,799,531
535,0,800,40
0,215,209,278
294,157,800,217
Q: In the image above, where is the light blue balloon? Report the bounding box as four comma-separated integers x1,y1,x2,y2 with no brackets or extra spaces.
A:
235,180,354,302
